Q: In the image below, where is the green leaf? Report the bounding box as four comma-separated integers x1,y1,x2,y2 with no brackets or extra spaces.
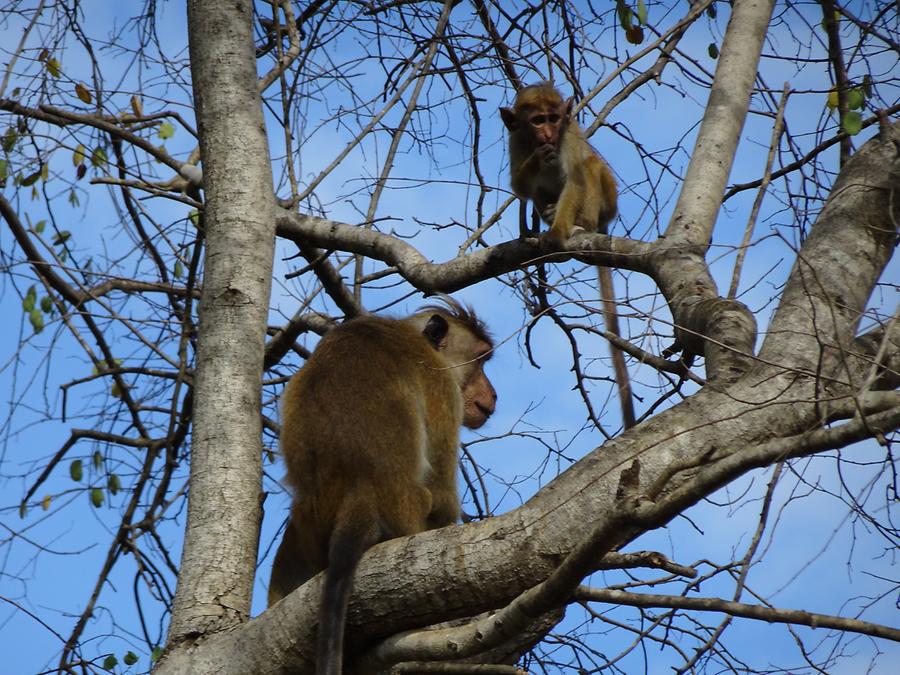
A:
19,502,27,518
151,646,164,662
158,121,175,140
846,87,864,110
91,146,107,168
108,474,121,495
35,219,46,233
102,654,118,670
90,487,104,508
46,57,61,78
68,189,80,207
20,169,41,186
123,651,138,665
2,127,18,152
174,260,184,279
842,111,862,135
40,296,53,313
41,495,52,510
22,285,36,312
636,0,648,25
52,230,71,246
0,158,7,183
616,0,633,29
73,144,86,166
29,308,44,333
708,43,719,59
93,450,103,470
188,210,200,227
863,74,872,98
70,459,83,482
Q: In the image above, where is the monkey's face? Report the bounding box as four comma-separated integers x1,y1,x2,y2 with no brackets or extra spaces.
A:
461,362,496,429
410,306,497,429
436,318,496,428
526,105,566,147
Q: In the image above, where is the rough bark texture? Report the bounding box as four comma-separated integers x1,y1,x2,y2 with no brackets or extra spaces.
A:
163,0,276,651
158,121,900,675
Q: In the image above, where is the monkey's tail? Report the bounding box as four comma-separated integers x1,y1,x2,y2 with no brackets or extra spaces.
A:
318,497,382,675
596,265,636,429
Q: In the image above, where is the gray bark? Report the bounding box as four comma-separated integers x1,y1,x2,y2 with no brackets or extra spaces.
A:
163,0,276,651
157,117,900,675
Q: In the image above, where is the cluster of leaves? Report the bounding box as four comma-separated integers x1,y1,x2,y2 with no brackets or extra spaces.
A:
99,649,141,672
616,0,649,45
826,77,873,135
64,444,122,511
20,282,54,334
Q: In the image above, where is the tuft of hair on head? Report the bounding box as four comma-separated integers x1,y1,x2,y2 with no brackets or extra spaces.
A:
515,81,559,102
417,295,493,347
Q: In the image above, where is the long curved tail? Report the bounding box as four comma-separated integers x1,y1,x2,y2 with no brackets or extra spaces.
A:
597,265,636,429
317,499,382,675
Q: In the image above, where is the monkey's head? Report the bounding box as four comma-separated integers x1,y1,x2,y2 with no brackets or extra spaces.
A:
413,298,497,429
499,82,573,148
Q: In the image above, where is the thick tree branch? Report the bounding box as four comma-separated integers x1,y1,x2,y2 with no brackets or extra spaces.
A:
162,0,277,653
761,120,900,372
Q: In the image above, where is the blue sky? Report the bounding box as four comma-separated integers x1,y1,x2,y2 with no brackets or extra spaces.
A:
1,1,898,673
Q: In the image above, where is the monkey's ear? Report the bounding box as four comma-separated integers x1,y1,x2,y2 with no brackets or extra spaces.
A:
499,107,517,131
422,314,449,350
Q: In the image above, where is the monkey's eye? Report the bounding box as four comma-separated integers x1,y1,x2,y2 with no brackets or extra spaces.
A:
531,114,561,126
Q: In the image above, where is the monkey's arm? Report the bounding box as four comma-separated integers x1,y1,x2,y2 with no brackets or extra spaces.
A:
424,425,463,528
510,147,546,198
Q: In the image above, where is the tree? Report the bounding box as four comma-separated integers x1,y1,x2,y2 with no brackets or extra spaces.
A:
1,1,898,673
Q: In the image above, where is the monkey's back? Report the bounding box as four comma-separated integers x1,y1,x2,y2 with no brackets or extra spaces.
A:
279,316,462,565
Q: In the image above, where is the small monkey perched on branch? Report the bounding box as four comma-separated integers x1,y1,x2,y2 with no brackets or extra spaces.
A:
501,82,636,428
268,298,497,675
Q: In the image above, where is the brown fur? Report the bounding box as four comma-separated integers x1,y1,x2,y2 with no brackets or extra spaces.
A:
500,82,618,239
501,83,635,428
268,298,496,674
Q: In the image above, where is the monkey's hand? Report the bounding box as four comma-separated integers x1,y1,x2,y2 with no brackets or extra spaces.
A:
537,143,559,168
541,202,557,223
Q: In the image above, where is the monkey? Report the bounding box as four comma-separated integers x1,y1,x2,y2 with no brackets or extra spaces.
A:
500,82,636,428
500,82,618,241
267,297,497,675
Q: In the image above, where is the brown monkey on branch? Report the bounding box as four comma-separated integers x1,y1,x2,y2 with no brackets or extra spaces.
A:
500,82,636,428
268,298,497,675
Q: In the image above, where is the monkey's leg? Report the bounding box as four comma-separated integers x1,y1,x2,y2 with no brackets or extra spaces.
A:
379,482,433,536
425,483,461,529
267,514,316,606
547,179,583,240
